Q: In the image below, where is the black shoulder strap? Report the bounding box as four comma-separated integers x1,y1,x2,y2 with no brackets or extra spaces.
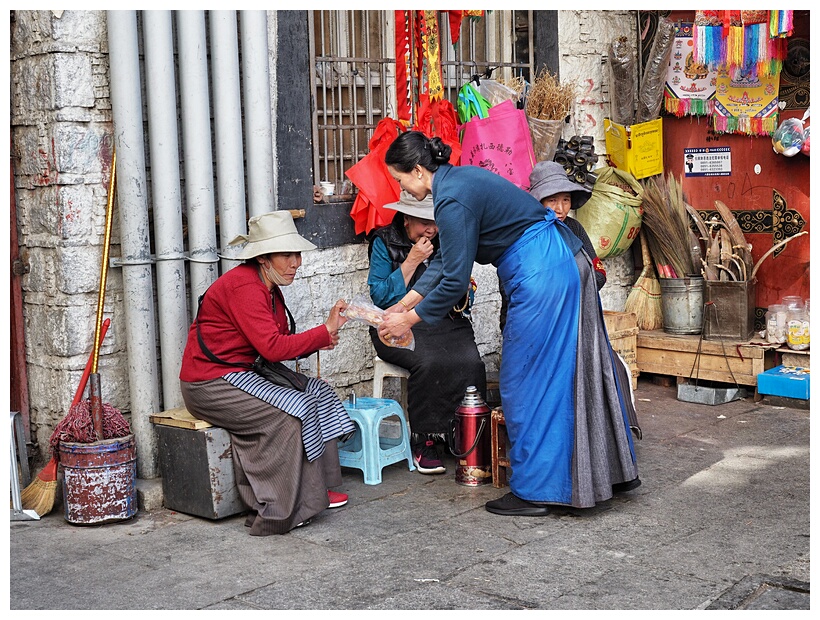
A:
196,291,252,369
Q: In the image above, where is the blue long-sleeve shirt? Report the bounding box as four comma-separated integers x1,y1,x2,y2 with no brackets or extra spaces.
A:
412,164,580,323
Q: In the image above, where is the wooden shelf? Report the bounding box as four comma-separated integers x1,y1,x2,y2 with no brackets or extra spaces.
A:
636,330,778,386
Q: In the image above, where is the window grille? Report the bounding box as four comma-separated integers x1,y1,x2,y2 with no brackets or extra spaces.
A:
309,10,535,186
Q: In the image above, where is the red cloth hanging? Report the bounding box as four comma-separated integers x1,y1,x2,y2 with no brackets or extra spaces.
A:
413,94,462,165
395,10,411,123
346,118,405,235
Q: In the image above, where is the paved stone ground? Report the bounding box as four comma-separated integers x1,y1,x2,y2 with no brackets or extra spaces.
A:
9,379,810,611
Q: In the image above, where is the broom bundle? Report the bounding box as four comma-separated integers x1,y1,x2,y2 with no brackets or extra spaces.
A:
639,172,698,278
624,232,663,331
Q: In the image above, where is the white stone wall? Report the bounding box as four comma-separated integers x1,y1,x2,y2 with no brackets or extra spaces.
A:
11,9,638,465
559,10,638,311
11,10,127,457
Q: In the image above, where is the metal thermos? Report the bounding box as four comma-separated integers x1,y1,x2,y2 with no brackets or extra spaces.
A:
449,386,492,486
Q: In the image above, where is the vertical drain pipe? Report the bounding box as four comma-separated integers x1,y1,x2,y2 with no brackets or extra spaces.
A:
239,10,275,218
106,10,160,478
176,11,219,317
210,10,247,271
142,10,187,409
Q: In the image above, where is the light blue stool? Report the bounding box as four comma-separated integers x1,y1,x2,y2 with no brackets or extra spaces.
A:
338,396,415,485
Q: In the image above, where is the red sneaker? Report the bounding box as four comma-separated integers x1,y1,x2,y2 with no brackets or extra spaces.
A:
328,490,348,508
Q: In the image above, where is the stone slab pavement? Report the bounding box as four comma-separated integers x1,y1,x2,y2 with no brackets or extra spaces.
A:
8,379,810,611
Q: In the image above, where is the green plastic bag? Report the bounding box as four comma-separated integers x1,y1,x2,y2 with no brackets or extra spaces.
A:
574,166,644,259
457,82,490,125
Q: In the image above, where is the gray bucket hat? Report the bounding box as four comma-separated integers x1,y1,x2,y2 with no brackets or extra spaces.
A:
228,210,317,259
528,160,591,210
384,190,435,221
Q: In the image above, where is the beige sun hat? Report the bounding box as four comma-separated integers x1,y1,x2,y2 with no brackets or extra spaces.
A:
384,190,435,220
228,211,317,259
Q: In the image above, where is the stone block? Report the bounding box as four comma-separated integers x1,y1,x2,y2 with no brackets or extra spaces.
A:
54,53,94,108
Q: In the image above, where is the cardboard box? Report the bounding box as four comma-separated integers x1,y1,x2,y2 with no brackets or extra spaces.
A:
604,117,664,180
756,365,810,400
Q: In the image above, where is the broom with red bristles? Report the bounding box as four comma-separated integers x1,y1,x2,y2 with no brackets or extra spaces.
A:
20,318,110,516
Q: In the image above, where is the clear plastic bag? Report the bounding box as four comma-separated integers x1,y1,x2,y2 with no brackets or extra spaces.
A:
477,79,520,108
342,294,416,350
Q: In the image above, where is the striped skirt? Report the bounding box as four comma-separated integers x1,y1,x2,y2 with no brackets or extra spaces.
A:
180,374,353,535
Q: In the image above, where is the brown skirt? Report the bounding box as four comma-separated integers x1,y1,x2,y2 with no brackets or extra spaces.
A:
180,377,342,535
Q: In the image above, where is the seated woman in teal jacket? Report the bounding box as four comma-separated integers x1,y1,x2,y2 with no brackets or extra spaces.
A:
367,190,486,475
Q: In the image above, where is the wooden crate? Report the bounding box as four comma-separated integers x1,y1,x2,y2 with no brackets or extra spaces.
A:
636,330,776,386
604,311,639,390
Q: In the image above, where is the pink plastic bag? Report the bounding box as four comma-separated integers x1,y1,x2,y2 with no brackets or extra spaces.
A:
459,99,536,189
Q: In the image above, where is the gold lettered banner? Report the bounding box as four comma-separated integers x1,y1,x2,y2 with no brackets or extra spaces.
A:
712,67,780,135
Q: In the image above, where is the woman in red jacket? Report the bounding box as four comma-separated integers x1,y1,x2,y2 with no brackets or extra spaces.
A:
179,210,353,535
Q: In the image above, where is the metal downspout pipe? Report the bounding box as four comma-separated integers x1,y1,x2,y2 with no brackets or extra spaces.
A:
176,11,219,317
239,10,275,218
142,10,187,410
106,10,160,478
210,10,247,271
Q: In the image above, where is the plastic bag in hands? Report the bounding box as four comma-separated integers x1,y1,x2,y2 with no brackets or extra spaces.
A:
341,294,416,350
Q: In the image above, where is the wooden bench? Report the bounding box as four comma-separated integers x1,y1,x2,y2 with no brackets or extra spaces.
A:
636,330,777,386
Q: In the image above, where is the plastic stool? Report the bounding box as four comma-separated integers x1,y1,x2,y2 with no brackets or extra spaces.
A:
372,356,410,417
338,397,415,485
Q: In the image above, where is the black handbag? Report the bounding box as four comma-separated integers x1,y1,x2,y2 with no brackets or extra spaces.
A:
251,358,309,392
196,289,309,393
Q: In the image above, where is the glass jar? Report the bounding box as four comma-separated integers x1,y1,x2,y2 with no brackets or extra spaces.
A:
782,295,803,311
786,307,810,351
765,304,788,344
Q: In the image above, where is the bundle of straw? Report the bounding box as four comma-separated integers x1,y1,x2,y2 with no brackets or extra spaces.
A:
639,173,698,278
524,67,577,121
624,233,663,331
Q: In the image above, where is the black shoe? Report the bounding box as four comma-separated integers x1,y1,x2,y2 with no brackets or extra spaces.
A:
485,492,550,516
613,477,641,493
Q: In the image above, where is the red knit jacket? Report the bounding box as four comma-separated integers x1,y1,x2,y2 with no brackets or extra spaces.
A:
179,263,331,382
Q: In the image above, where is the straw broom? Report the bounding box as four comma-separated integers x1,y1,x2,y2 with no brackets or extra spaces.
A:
21,319,111,515
624,232,663,331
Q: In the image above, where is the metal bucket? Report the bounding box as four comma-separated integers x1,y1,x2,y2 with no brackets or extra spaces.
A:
659,276,704,335
59,434,137,525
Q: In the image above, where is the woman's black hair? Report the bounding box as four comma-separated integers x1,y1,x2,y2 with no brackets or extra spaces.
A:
384,131,452,173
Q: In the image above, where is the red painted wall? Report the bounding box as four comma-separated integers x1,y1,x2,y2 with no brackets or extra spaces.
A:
663,11,810,311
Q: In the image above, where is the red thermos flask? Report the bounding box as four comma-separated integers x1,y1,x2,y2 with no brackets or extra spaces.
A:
449,386,492,486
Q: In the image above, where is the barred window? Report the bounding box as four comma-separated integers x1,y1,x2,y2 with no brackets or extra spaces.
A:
309,10,535,186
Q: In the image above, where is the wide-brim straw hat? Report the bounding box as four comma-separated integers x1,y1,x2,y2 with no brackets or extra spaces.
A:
228,210,316,259
528,160,591,210
384,190,435,221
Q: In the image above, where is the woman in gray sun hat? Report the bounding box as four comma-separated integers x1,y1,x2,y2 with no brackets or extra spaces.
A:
499,161,607,331
528,160,606,290
367,190,485,475
179,210,354,535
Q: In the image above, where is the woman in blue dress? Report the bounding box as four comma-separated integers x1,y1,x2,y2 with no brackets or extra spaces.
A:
380,131,640,516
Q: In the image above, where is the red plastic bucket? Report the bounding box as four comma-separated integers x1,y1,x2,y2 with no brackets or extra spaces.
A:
59,434,137,524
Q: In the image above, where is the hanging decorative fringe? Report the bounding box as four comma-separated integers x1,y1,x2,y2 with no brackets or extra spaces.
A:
665,97,714,118
770,10,794,38
693,10,789,77
712,114,778,136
